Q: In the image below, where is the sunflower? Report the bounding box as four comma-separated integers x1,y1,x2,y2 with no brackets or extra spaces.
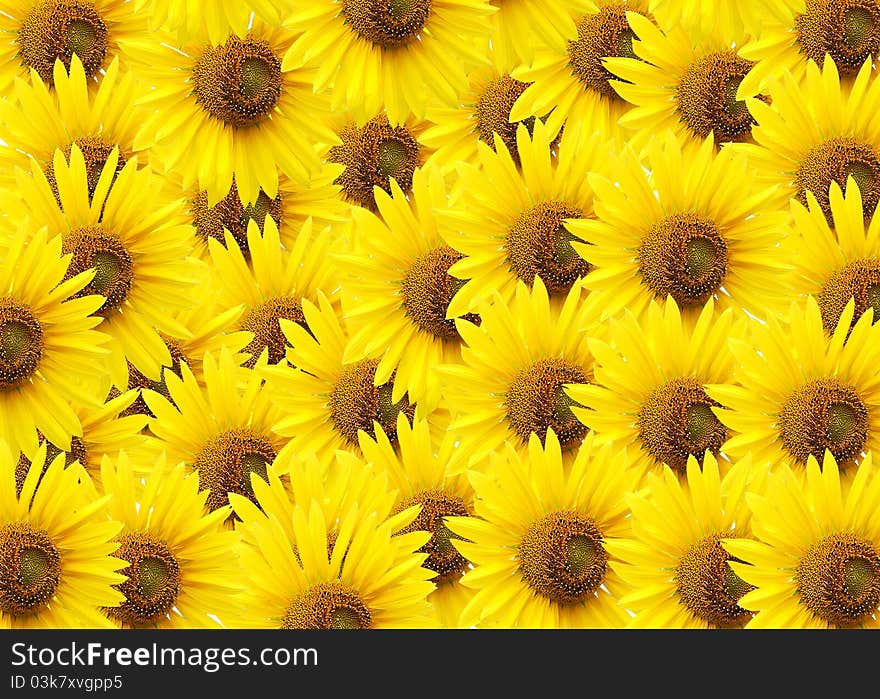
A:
357,414,475,626
99,451,242,628
326,110,433,214
133,0,283,45
0,0,147,93
13,145,203,390
440,120,609,317
566,298,742,477
437,278,600,468
507,0,652,144
738,0,880,97
282,0,497,126
260,290,432,465
206,216,338,368
0,228,108,456
0,55,147,194
142,346,288,512
790,180,880,334
487,0,590,69
607,452,764,628
446,430,636,628
724,450,880,628
568,129,792,323
130,21,336,207
742,56,880,222
231,490,435,628
0,443,125,629
604,11,765,149
707,296,880,472
338,166,473,410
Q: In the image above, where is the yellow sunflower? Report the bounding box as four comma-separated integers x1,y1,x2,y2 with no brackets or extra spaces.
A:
231,492,435,628
260,290,433,465
440,120,609,317
508,0,652,144
738,0,880,97
142,346,288,513
282,0,497,126
0,443,125,628
568,129,792,323
99,451,242,628
790,179,880,334
707,296,880,472
206,216,338,368
0,55,147,193
131,21,336,207
0,227,108,456
605,11,764,149
357,414,476,627
447,430,636,628
742,56,880,222
437,278,601,467
13,145,203,389
725,450,880,628
339,166,472,410
0,0,147,93
566,298,743,477
607,452,765,628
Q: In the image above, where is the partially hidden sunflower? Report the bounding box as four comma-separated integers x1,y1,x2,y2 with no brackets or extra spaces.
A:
725,450,880,628
131,21,337,206
142,347,288,513
568,129,792,323
0,443,125,628
99,451,242,628
437,278,601,467
283,0,497,126
707,296,880,472
440,120,609,317
0,227,108,456
566,297,742,478
487,0,590,69
607,452,764,628
447,430,637,628
13,145,203,390
357,414,476,627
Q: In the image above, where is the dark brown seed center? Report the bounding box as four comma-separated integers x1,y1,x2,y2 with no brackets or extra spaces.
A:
0,300,43,391
192,429,277,512
797,137,880,221
568,5,644,98
343,0,431,48
0,523,62,617
62,226,133,317
282,581,372,629
191,180,283,256
818,258,880,332
240,296,309,366
796,0,880,76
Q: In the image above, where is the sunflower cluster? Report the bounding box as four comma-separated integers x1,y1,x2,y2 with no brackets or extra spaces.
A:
2,0,880,631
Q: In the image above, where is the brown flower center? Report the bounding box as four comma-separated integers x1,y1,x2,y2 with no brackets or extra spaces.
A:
62,226,133,317
329,359,416,447
505,358,590,450
568,4,643,97
474,74,540,164
17,0,108,85
240,297,309,366
638,376,728,472
393,489,470,583
0,523,62,617
676,51,759,143
779,378,868,466
44,136,127,203
282,581,372,629
191,180,283,256
192,429,277,512
106,532,180,627
0,300,43,391
819,258,880,332
796,0,880,76
797,531,880,627
519,512,607,605
329,114,421,211
401,246,479,341
343,0,431,48
15,434,88,496
120,336,189,418
797,137,880,221
192,35,282,127
505,201,589,294
675,533,756,628
639,213,728,308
